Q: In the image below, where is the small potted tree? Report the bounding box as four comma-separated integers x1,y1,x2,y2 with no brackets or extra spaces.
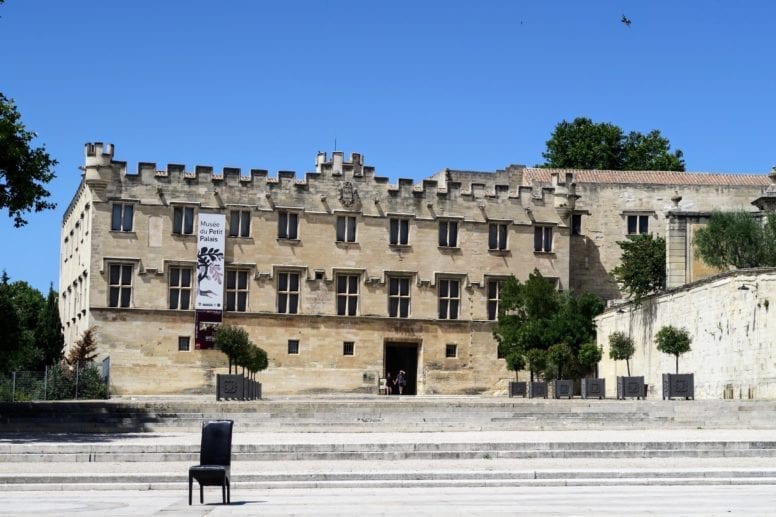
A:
547,343,574,399
579,342,605,399
214,325,250,400
525,348,548,398
655,325,694,400
244,345,269,400
505,351,527,398
609,331,644,399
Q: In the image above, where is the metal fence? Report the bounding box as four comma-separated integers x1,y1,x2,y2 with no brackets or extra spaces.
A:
0,361,110,402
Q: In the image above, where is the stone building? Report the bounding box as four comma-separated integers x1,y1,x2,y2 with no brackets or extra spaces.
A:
59,143,772,395
60,143,578,395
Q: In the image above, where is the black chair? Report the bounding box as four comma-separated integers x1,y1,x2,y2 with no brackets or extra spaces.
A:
188,419,234,505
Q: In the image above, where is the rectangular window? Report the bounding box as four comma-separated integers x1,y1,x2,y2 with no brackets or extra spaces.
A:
336,215,357,243
277,271,300,314
229,210,251,237
446,344,457,358
487,280,502,321
488,223,508,251
388,276,410,318
389,218,410,245
169,266,193,310
178,336,190,352
438,278,460,320
226,269,249,312
336,274,359,316
111,203,134,232
172,206,195,235
343,341,355,356
288,339,299,355
534,226,553,252
438,220,458,247
108,263,133,308
571,214,582,236
278,211,299,239
627,215,649,235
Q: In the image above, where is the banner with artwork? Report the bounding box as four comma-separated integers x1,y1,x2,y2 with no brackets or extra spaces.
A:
195,213,226,310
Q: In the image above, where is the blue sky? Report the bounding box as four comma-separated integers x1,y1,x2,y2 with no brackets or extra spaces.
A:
2,1,775,293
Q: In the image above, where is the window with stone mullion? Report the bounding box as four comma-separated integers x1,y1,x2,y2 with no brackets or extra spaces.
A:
438,278,460,320
336,274,359,316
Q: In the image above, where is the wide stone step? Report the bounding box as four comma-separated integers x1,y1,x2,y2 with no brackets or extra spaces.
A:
3,468,776,491
3,441,776,463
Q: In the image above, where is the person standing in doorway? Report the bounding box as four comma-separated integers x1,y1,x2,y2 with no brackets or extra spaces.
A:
396,370,407,395
385,371,393,395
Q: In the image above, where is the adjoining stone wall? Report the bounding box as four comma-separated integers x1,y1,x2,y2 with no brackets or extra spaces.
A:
596,270,776,399
571,183,764,298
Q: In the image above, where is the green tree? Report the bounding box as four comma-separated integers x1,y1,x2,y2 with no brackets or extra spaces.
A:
33,285,64,369
0,272,22,372
541,117,684,171
0,93,58,226
608,331,635,376
245,345,269,380
693,211,776,269
578,342,603,378
611,234,666,305
525,348,547,382
214,325,250,374
546,343,573,380
66,327,98,367
654,325,692,374
504,351,525,381
493,271,561,360
494,270,603,381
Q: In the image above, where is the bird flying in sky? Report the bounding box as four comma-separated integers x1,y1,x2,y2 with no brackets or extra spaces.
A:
621,14,632,27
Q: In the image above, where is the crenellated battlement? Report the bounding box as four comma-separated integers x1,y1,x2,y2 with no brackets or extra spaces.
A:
80,143,577,215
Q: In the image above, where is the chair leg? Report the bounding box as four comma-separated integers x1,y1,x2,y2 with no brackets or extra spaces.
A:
227,478,230,504
188,476,193,505
200,484,204,504
222,481,226,504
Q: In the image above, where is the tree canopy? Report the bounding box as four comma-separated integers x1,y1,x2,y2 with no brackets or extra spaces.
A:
541,117,685,171
0,93,58,227
0,272,63,372
493,270,604,381
608,331,635,376
693,211,776,269
611,233,666,305
654,325,692,374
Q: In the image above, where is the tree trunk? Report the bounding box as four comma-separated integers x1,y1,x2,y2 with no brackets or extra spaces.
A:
626,359,631,376
675,355,679,374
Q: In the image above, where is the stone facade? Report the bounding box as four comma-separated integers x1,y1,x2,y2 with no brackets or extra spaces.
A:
596,270,776,399
59,143,773,396
60,144,576,395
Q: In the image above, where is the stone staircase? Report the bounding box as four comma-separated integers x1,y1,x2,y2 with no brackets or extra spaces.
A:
2,397,775,433
1,397,776,490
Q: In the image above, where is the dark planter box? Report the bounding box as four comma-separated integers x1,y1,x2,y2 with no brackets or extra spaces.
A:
509,381,527,398
581,378,605,399
217,374,245,400
553,379,574,399
662,373,694,400
616,376,645,399
529,381,548,399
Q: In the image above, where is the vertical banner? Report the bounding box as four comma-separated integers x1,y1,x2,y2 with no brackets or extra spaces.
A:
196,213,226,310
195,214,225,349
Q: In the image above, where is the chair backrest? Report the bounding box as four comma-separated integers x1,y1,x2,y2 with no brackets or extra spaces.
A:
200,420,234,466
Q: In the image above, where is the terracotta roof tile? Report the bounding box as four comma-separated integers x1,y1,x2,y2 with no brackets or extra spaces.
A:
523,168,771,187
